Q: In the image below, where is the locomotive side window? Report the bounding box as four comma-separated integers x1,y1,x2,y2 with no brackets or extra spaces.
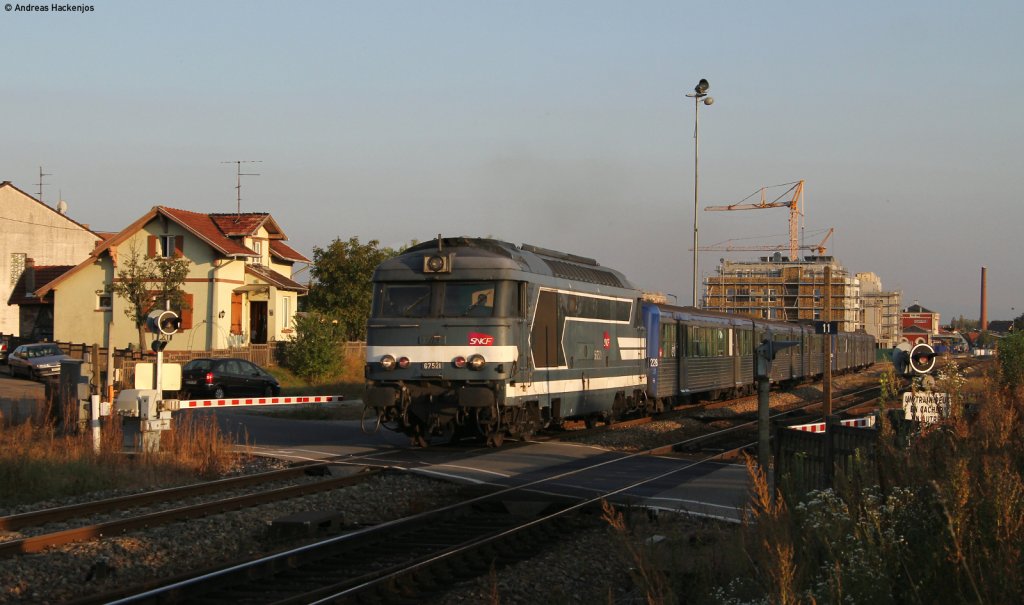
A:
377,284,432,318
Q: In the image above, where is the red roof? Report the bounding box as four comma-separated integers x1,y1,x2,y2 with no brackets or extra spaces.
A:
210,213,271,236
270,240,310,263
159,207,258,257
8,266,75,305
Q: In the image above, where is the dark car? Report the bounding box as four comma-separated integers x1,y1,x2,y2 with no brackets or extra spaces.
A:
180,358,280,399
8,343,73,381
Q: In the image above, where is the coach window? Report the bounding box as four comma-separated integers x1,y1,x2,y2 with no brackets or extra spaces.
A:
660,323,677,358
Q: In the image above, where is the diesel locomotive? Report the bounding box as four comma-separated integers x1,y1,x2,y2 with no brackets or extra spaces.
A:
363,237,875,446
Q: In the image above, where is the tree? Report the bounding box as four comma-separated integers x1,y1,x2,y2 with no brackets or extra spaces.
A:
305,237,400,341
111,243,190,350
997,331,1024,391
282,312,343,383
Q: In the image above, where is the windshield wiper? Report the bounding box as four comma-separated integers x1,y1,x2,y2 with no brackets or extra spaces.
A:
402,293,430,317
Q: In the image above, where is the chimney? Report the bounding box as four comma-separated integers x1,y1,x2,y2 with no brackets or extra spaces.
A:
25,258,35,296
980,266,988,331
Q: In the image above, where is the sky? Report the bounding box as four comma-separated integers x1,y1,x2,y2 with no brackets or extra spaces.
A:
3,0,1021,322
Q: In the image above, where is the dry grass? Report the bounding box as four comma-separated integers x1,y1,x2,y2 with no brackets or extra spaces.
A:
0,403,244,507
712,358,1024,604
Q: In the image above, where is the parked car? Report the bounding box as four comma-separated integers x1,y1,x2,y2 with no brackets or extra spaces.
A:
0,338,8,364
8,343,72,381
180,358,281,399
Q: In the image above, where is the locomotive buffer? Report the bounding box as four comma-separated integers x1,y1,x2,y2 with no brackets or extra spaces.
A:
756,338,799,469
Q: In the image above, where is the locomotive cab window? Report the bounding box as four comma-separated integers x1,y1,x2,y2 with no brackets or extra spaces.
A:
376,284,432,318
443,282,496,317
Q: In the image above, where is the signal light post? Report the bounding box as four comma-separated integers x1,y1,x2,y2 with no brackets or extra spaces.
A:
686,78,714,307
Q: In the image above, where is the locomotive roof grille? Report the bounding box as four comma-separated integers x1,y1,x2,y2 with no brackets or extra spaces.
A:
542,259,624,288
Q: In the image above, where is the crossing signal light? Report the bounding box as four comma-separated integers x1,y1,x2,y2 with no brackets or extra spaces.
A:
147,310,181,335
908,343,937,374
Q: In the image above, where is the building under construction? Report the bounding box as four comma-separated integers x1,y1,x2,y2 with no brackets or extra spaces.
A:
702,253,861,332
857,271,902,349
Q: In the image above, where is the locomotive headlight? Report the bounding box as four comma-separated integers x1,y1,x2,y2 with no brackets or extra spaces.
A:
397,356,410,369
426,255,445,272
453,356,467,369
380,355,396,370
467,354,486,370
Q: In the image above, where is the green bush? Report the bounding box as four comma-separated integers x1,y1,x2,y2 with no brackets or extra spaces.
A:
997,331,1024,390
282,311,343,383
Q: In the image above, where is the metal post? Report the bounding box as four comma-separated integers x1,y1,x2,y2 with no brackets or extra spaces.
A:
824,265,833,416
91,394,101,453
693,94,700,307
757,376,770,469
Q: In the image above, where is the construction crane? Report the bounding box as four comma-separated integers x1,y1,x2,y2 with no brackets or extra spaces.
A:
694,227,834,257
704,179,805,261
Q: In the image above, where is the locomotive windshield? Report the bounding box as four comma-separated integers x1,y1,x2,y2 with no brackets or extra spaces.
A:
377,284,431,317
374,281,518,318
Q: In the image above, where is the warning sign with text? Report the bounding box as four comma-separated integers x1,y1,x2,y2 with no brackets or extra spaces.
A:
902,392,950,424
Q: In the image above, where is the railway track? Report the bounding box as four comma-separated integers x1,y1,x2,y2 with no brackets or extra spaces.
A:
80,445,751,604
0,459,387,557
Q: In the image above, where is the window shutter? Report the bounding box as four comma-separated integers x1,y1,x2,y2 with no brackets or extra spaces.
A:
147,236,157,258
230,292,243,335
180,293,193,330
174,236,184,258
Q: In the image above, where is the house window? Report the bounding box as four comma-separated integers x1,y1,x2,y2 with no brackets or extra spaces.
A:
10,253,26,286
250,240,262,264
97,294,113,310
281,295,291,330
158,235,176,258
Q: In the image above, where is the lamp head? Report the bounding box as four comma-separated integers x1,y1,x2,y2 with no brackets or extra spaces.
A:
695,78,709,94
703,97,714,106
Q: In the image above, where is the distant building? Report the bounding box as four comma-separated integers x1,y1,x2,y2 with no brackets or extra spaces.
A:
857,272,902,349
702,254,861,332
901,303,940,337
1,181,102,338
898,302,942,346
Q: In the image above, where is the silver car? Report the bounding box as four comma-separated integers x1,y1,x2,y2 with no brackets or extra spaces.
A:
8,343,72,381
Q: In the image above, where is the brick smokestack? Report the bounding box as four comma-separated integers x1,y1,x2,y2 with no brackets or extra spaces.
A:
980,266,988,331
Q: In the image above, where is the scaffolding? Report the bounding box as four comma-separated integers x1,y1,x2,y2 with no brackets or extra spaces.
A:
702,254,861,331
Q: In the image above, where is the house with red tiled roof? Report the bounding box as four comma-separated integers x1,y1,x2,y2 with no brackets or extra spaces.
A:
31,206,309,351
1,181,103,339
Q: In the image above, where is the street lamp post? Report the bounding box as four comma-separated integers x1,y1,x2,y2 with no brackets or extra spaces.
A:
686,78,713,307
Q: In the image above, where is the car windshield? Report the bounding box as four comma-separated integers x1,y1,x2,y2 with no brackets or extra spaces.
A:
29,345,63,358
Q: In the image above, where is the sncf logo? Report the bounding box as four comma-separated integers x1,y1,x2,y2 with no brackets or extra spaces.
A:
469,332,495,346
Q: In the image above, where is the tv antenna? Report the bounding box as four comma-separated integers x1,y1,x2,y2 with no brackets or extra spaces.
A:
37,166,52,202
221,160,261,220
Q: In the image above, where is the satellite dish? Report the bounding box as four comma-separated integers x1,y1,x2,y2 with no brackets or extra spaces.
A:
57,200,68,215
695,78,710,94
